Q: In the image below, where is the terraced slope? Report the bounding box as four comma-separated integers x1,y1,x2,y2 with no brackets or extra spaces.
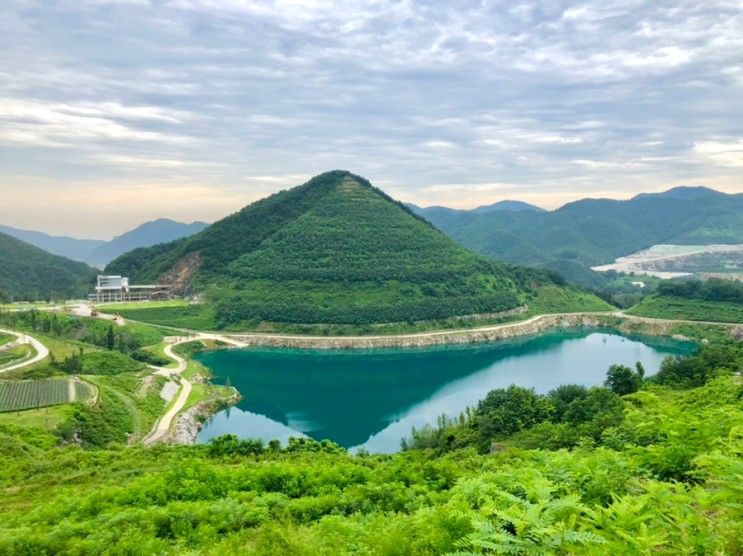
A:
108,171,566,327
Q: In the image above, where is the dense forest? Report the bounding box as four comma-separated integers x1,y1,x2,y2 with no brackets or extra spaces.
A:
107,171,599,327
1,336,741,554
656,277,743,303
0,232,96,301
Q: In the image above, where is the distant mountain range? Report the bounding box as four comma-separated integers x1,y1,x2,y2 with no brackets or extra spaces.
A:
406,199,544,216
0,219,208,267
411,186,743,288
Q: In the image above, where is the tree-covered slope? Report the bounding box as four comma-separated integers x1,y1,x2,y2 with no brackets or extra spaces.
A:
109,171,562,327
0,232,96,301
416,186,743,270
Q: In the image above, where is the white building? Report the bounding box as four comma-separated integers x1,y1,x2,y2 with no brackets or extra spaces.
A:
92,275,171,303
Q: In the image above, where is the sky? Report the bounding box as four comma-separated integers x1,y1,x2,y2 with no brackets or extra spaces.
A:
0,0,742,239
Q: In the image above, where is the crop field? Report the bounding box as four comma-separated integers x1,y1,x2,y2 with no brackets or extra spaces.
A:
0,378,91,412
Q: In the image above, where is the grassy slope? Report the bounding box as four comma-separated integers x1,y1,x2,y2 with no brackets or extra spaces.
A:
0,374,740,554
628,295,743,323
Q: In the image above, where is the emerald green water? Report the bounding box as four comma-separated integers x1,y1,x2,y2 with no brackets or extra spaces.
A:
196,330,693,452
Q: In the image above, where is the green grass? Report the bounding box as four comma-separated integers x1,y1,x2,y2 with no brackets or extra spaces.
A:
524,284,614,315
0,333,13,347
114,303,217,330
628,295,743,323
80,373,167,444
0,404,70,430
95,300,189,312
140,341,179,368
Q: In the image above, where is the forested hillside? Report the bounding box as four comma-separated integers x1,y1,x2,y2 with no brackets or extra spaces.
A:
412,187,743,283
628,278,743,323
107,171,595,328
0,233,96,301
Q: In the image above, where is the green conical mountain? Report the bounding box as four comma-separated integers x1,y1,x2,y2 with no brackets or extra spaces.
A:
0,232,96,301
107,171,564,326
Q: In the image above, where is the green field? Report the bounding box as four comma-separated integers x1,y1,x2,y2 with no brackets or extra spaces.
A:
628,295,743,323
114,303,217,330
0,377,91,412
96,300,189,312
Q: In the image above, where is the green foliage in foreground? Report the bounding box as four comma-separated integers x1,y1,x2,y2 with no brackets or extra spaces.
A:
0,371,741,555
628,294,743,323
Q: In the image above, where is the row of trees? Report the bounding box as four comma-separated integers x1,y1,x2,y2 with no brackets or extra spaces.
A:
657,277,743,303
212,289,521,326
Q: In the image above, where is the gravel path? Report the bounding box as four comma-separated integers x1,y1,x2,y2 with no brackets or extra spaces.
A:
0,328,49,374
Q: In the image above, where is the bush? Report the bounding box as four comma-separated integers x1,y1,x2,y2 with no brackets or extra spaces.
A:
80,351,144,375
653,342,742,388
604,363,644,395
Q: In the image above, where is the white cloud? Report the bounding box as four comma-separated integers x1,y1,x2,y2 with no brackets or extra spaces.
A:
693,139,743,167
423,140,457,149
0,0,741,234
0,98,193,147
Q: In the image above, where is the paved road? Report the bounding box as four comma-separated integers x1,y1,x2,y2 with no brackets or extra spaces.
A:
0,328,49,374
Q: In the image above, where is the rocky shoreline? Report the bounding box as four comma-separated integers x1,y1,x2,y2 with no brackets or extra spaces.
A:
168,388,240,444
229,312,741,350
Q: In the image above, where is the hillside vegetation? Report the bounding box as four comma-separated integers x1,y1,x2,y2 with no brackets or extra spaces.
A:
0,232,96,301
0,339,740,554
413,187,743,286
628,278,743,323
108,171,596,328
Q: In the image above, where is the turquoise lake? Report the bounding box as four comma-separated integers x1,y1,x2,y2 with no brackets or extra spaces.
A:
195,330,694,453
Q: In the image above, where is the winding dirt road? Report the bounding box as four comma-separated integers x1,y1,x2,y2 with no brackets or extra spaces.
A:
0,328,49,374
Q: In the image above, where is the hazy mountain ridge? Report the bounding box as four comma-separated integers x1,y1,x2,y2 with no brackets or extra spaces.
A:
0,225,105,262
0,219,208,267
86,219,208,267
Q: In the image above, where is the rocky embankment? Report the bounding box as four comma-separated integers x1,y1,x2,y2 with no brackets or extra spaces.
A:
229,313,742,349
169,388,240,444
231,313,608,349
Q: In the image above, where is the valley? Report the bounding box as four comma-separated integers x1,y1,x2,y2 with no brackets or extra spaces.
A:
0,172,741,555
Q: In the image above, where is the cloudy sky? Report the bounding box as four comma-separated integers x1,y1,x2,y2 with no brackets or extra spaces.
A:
1,0,742,238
